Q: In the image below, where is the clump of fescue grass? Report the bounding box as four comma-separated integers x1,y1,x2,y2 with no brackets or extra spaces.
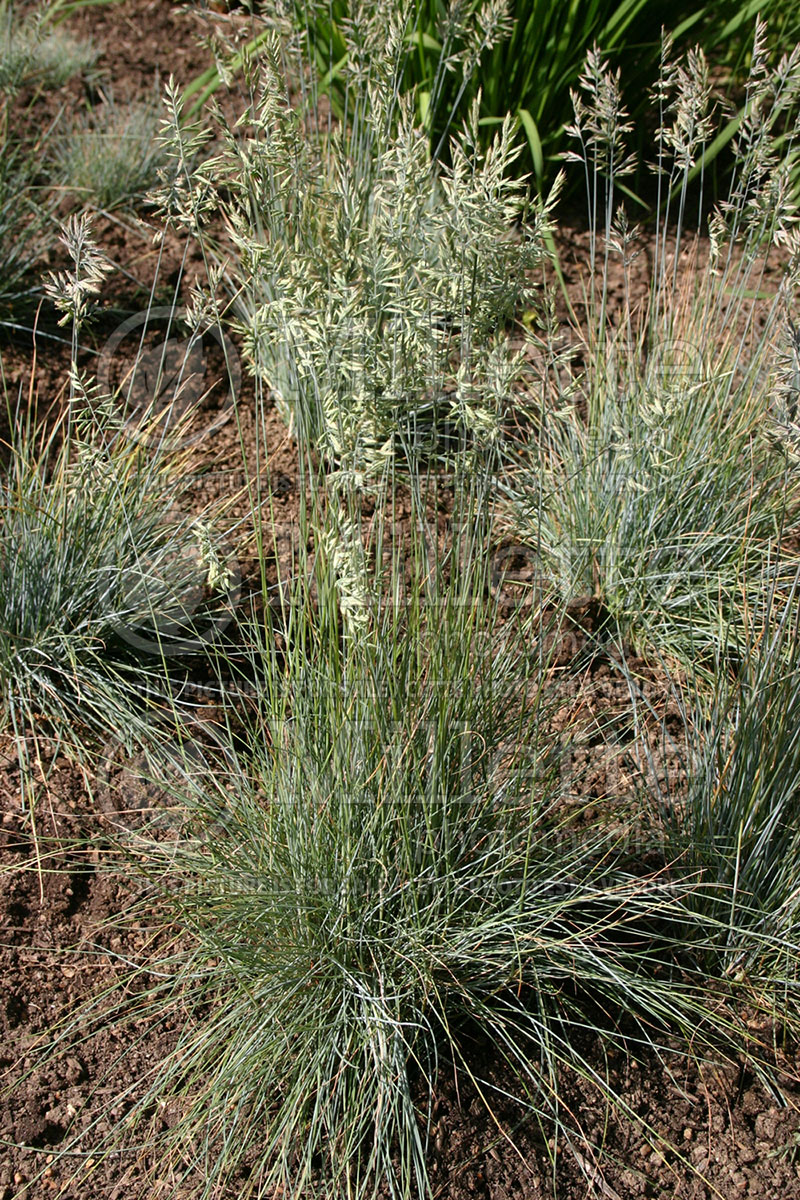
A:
11,12,800,1199
0,0,95,92
646,571,800,1003
0,384,234,784
1,216,236,797
56,96,167,212
504,28,800,670
0,2,96,326
24,453,799,1200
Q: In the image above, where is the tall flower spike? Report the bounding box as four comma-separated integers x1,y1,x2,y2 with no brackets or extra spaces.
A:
565,46,635,179
657,46,715,173
44,214,111,328
150,76,215,231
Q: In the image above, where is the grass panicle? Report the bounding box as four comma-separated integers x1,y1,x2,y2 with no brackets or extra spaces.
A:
158,22,561,481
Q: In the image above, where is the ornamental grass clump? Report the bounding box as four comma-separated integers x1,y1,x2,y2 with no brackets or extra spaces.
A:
33,460,797,1200
0,391,233,778
0,0,95,92
14,15,800,1198
0,217,236,787
652,574,800,1000
505,27,800,669
56,96,167,212
0,2,95,326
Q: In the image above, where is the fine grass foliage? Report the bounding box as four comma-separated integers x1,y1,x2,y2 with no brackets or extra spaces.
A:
0,216,236,790
0,381,233,780
505,30,800,668
651,574,800,1001
26,464,785,1200
0,0,95,92
56,96,167,212
9,12,800,1200
0,2,96,326
0,144,52,327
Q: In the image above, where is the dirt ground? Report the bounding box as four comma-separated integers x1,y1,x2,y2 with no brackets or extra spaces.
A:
2,2,800,1197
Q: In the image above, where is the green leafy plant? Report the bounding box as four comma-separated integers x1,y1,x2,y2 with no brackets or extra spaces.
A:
296,0,800,191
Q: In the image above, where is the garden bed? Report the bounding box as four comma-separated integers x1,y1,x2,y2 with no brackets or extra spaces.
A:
2,3,800,1197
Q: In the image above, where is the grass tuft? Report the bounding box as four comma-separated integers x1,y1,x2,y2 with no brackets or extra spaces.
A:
55,96,167,212
505,29,800,668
